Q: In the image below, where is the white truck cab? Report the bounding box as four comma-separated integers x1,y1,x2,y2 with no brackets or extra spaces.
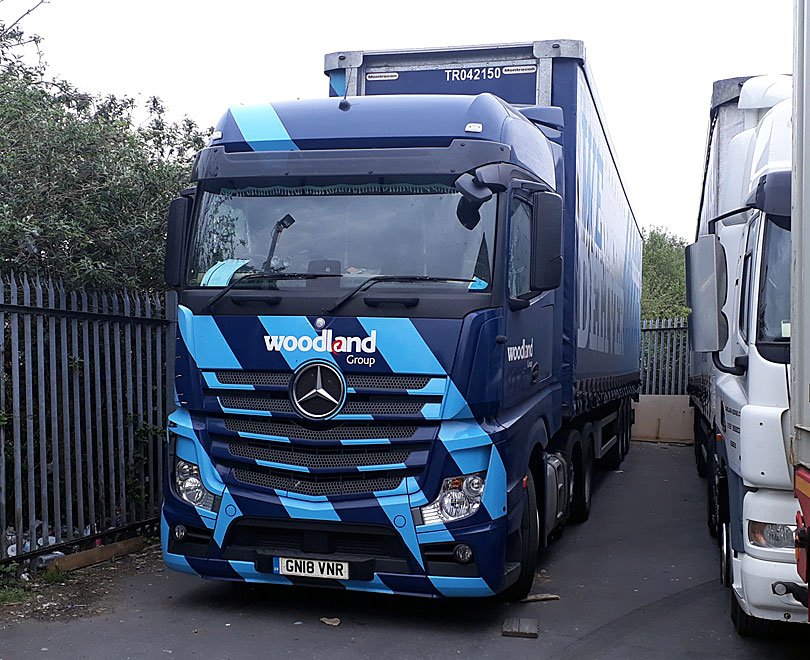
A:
687,75,806,634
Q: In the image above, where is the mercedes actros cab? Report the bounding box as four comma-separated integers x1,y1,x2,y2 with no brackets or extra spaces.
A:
160,40,641,599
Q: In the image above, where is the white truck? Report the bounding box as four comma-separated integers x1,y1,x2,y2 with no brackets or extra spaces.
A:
789,0,810,625
686,72,808,634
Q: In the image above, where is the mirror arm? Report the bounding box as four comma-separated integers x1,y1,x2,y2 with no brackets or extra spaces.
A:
712,351,747,376
508,297,530,311
708,205,753,235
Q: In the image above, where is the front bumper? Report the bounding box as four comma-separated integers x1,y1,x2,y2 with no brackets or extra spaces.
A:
733,554,809,622
163,402,517,597
161,497,516,598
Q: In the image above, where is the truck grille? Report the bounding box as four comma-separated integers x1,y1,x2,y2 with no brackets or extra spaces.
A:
214,371,432,391
233,467,405,496
208,371,443,497
228,441,412,469
219,394,433,417
216,371,290,387
223,418,419,440
223,519,409,560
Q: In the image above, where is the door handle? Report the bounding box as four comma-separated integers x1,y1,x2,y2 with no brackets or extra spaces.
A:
530,362,540,384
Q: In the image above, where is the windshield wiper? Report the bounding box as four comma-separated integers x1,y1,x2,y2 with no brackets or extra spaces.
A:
324,276,473,314
201,272,342,314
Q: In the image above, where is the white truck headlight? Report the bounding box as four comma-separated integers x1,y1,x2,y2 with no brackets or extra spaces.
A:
748,521,796,549
175,459,216,510
421,474,485,524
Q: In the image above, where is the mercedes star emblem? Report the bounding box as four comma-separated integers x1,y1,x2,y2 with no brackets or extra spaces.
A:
290,361,346,420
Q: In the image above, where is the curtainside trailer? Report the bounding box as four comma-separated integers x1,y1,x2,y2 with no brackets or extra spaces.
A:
160,40,641,599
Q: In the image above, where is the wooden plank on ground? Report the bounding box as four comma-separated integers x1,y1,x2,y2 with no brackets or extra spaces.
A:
502,617,539,639
48,537,145,573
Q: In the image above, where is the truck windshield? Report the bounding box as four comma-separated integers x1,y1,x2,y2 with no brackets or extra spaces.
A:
757,215,791,343
186,182,496,292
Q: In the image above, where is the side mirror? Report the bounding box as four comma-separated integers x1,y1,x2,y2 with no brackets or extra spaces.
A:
530,191,563,292
455,173,493,230
165,196,190,288
685,234,729,352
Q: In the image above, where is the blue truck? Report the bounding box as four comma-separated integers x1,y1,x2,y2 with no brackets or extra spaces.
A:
160,40,642,599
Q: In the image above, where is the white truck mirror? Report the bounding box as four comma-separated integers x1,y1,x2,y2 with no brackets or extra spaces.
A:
686,234,729,353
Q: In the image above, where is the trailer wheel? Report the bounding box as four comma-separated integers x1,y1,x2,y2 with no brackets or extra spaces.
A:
570,425,593,523
730,591,771,637
500,471,539,602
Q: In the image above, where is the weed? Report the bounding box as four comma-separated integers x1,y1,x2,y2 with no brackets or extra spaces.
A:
42,569,66,585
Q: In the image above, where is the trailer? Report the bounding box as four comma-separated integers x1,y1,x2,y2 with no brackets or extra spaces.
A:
159,40,641,600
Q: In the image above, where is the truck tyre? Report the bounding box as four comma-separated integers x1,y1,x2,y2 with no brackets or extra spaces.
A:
500,471,539,602
730,591,770,636
570,425,593,523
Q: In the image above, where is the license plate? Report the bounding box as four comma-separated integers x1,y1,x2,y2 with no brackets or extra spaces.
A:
275,557,349,579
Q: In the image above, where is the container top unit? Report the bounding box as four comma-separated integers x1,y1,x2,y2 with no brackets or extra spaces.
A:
324,40,586,106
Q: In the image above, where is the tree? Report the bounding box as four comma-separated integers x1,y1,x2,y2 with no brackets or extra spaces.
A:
641,226,689,320
0,10,207,290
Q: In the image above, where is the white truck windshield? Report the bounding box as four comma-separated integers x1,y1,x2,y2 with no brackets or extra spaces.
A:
758,216,791,343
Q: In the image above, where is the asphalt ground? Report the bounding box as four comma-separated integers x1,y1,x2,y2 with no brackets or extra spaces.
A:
1,442,808,659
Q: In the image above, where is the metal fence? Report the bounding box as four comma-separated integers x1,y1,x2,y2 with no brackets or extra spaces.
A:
0,274,176,561
640,317,689,395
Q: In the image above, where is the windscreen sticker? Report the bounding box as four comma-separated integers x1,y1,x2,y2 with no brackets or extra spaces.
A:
229,104,299,152
201,259,250,287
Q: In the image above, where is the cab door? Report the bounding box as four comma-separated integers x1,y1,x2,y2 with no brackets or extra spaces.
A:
502,189,555,411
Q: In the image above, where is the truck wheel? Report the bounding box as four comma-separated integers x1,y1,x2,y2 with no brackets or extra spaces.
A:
570,425,593,523
730,591,770,636
500,471,539,602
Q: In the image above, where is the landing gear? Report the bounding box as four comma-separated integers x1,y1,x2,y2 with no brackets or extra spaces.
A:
603,399,631,469
707,450,721,540
694,411,707,478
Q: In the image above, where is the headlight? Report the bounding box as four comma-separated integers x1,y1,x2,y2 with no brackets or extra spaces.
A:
174,459,216,510
421,474,485,524
748,521,797,549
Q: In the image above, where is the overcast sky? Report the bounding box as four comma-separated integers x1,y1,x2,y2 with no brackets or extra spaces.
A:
5,0,795,238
